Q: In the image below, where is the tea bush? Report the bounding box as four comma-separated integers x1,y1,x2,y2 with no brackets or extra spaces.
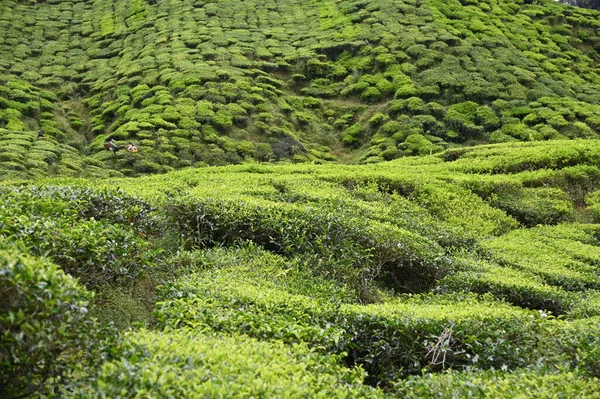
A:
0,241,101,398
69,329,384,398
586,190,600,222
165,196,449,294
155,259,547,384
439,256,574,314
483,224,600,291
0,129,115,179
549,317,600,377
4,184,162,233
337,295,543,383
155,265,344,348
407,181,519,237
0,184,160,287
443,140,600,174
488,187,574,227
394,369,600,398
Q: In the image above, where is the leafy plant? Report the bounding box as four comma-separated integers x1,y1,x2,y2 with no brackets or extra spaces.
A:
0,241,104,398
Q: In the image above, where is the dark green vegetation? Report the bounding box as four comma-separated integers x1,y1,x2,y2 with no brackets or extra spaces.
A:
3,140,600,397
1,0,600,176
559,0,600,11
3,0,600,396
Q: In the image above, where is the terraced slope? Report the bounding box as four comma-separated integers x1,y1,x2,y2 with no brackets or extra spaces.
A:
0,128,120,179
1,0,600,176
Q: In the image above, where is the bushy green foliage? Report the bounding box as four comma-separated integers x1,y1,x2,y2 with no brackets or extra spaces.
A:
408,181,518,237
484,224,600,291
342,122,364,146
112,139,600,315
155,246,349,346
550,316,600,377
401,133,444,156
439,256,574,315
154,245,548,381
0,185,160,287
2,139,600,394
443,140,600,174
488,187,574,227
165,195,448,295
0,0,599,172
0,241,101,398
4,0,600,388
0,129,115,179
394,370,600,398
71,328,383,398
585,190,600,222
337,295,544,383
159,251,596,386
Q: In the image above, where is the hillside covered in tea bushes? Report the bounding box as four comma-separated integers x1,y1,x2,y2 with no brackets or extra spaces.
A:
3,0,600,397
1,0,600,177
3,140,600,397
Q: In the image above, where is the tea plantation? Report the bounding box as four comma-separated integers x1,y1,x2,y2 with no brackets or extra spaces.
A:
2,140,600,397
3,0,600,397
1,0,600,175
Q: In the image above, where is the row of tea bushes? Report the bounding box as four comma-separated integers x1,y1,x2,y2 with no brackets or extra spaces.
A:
442,223,600,315
154,247,545,383
160,243,358,304
2,0,600,171
439,255,574,315
393,369,600,398
441,139,600,174
68,328,385,399
165,194,451,296
484,224,600,292
68,328,600,398
0,128,118,179
154,244,600,387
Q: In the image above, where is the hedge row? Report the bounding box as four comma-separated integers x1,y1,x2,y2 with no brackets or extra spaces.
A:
165,196,450,296
69,329,385,398
154,247,547,384
394,369,600,398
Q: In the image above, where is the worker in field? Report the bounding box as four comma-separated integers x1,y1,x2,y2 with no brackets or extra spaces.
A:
127,143,138,153
104,138,124,152
37,130,51,139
